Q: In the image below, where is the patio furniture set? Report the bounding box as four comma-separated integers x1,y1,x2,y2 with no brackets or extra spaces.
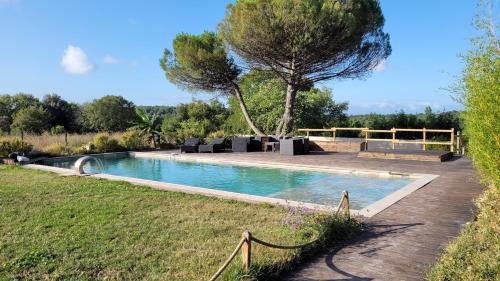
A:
180,136,309,156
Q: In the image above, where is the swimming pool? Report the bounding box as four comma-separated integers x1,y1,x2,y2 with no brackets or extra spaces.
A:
41,153,418,211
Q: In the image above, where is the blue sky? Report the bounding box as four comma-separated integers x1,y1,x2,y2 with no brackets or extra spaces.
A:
0,0,481,114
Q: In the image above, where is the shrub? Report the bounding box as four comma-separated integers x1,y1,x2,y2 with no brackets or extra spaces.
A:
428,5,499,280
0,139,33,157
205,130,232,147
120,129,147,150
205,130,226,142
461,46,499,186
92,134,122,153
50,125,66,135
76,142,96,155
427,185,499,280
41,143,72,157
72,146,88,155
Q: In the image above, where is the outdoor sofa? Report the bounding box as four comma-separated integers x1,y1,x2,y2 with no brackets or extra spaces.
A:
232,137,261,152
180,138,201,153
198,138,226,153
279,137,310,155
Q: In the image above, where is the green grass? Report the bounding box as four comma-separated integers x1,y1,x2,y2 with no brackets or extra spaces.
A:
0,165,359,280
426,184,499,281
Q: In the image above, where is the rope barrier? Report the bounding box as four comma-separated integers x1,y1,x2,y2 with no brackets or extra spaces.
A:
208,190,350,281
208,237,246,281
252,236,319,249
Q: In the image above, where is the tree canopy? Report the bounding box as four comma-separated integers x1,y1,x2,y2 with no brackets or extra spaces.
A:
0,93,42,134
220,0,391,135
227,71,348,134
11,105,52,134
161,32,240,93
161,100,229,143
160,32,264,135
41,94,79,132
80,95,137,132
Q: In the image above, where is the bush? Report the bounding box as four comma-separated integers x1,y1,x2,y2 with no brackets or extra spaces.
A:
427,185,499,280
41,143,72,157
92,134,122,153
205,130,226,142
120,129,147,150
0,139,33,157
72,146,89,155
428,5,499,280
50,125,66,135
461,45,499,186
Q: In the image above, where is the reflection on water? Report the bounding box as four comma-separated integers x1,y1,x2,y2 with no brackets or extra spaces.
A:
44,155,413,209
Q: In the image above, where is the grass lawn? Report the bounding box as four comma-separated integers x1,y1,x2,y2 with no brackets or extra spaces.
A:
0,165,359,280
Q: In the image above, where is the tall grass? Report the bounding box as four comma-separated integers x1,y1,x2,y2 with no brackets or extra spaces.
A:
1,133,124,151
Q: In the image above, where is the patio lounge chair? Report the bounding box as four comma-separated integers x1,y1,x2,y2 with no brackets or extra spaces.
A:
198,138,225,153
180,138,201,153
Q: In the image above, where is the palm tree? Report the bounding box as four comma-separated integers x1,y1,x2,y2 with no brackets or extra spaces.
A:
131,108,162,149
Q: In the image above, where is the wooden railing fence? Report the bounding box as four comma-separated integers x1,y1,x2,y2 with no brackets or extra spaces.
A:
208,191,350,281
298,127,459,153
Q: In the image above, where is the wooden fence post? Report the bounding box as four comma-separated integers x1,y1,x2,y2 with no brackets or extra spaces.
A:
392,128,396,150
241,230,252,272
456,131,461,155
342,191,350,217
450,128,455,153
364,130,368,151
422,128,426,151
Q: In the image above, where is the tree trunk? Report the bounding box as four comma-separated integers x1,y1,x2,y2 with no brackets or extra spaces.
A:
275,117,284,136
279,83,298,136
151,133,157,149
233,84,265,136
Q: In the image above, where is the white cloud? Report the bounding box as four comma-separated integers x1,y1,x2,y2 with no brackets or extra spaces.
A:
103,55,120,64
371,59,387,72
61,45,94,75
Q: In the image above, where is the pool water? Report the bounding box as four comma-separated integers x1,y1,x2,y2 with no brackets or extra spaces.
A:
44,155,413,210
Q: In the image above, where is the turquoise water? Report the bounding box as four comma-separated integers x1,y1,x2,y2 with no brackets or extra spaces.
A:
44,155,413,209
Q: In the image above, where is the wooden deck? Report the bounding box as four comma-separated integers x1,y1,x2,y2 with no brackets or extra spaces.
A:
155,150,483,281
358,149,454,162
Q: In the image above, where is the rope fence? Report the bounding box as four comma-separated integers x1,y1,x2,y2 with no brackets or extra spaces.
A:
209,191,350,281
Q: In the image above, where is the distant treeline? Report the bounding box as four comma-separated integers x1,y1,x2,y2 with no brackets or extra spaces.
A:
0,93,462,142
0,93,176,134
346,109,462,139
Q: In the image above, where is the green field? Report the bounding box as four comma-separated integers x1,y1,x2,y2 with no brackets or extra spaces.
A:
0,166,358,280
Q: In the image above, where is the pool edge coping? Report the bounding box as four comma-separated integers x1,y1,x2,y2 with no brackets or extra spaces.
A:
25,151,439,218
